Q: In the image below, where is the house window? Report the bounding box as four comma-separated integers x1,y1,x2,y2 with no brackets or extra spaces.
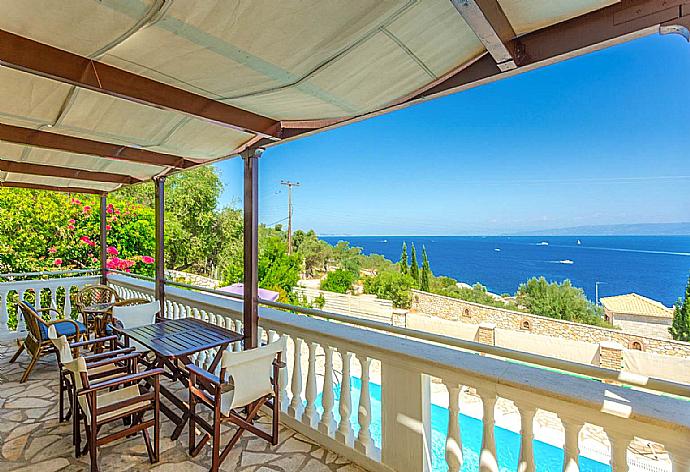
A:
630,341,644,351
520,319,532,331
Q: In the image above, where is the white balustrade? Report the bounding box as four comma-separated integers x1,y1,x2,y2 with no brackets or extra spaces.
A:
336,349,355,447
318,345,336,437
288,337,305,420
303,341,319,428
101,273,690,472
444,382,463,472
516,402,536,472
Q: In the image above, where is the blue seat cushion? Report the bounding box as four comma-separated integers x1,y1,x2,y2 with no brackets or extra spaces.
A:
22,301,85,340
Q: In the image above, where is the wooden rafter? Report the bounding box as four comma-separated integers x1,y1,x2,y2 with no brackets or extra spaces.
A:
0,123,197,169
0,160,142,184
450,0,522,71
0,30,281,139
0,181,106,195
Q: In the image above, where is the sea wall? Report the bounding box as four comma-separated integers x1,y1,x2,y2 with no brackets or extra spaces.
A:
410,290,690,358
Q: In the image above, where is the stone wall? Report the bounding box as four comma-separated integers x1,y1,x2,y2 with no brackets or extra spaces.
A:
411,290,690,358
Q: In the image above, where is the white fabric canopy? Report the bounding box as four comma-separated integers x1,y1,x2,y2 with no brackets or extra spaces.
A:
0,0,628,192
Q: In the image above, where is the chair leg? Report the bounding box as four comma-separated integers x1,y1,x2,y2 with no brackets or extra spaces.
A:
88,421,98,472
211,405,221,472
9,340,25,363
19,351,40,384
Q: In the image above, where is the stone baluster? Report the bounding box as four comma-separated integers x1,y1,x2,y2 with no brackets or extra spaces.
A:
336,350,354,447
259,326,267,345
234,320,243,351
33,287,42,310
0,289,8,334
318,345,336,437
17,289,26,332
515,403,536,472
443,382,463,472
608,432,632,472
50,288,58,315
478,389,498,472
288,337,304,419
355,354,374,456
303,341,319,428
278,333,290,412
64,286,73,320
562,417,583,472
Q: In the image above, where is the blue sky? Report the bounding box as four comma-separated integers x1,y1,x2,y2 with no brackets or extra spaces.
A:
216,34,690,236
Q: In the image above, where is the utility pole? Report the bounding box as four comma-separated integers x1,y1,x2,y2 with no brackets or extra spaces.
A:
281,180,300,253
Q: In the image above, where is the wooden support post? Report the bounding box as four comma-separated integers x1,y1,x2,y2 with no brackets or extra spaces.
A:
242,148,262,349
99,194,108,285
154,177,166,318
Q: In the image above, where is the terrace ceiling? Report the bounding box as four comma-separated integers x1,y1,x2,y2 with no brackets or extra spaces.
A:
0,0,687,194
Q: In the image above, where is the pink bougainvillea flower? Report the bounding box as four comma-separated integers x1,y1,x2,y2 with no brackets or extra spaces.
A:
107,246,118,255
54,258,63,266
48,246,57,254
83,205,92,214
105,225,112,231
67,224,75,231
112,216,118,222
68,219,76,224
114,209,121,215
106,256,135,271
79,236,92,244
91,257,98,263
70,198,81,205
141,256,155,264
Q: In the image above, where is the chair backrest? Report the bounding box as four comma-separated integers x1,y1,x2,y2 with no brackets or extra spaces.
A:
18,301,47,341
75,285,120,310
111,300,158,329
64,356,91,416
220,337,286,410
47,329,74,365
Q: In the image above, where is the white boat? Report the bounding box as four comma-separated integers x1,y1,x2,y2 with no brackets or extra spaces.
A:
494,248,501,252
559,259,574,264
577,239,582,245
538,241,549,246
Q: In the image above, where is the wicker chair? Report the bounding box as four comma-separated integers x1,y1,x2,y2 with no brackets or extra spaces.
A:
49,328,135,423
74,285,122,338
9,300,87,383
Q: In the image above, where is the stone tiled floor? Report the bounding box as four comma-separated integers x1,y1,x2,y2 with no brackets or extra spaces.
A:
0,341,364,472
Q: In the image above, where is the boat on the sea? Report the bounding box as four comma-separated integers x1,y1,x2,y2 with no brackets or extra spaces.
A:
538,241,549,246
494,248,501,252
577,239,582,245
559,259,574,264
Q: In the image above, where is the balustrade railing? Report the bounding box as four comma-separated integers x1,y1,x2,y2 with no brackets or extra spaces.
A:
108,273,690,472
0,271,100,340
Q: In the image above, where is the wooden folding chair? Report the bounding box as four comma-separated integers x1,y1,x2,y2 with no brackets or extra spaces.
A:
188,338,287,472
48,327,135,423
9,300,87,383
66,353,163,472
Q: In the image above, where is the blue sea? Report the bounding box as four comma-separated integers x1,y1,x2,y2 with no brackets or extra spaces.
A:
320,236,690,306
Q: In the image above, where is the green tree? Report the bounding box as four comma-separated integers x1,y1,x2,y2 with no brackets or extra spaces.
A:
320,269,356,294
670,275,690,341
420,245,431,292
363,271,416,308
399,242,408,275
517,277,610,327
258,236,301,297
409,243,419,284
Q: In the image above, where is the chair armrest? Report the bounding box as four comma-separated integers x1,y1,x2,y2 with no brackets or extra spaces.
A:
84,347,135,363
187,363,221,386
80,368,164,394
87,351,140,369
71,335,118,349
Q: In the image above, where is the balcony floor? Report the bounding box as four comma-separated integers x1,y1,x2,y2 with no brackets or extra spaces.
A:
0,341,364,472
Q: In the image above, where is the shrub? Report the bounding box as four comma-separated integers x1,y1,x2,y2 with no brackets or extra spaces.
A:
320,269,356,294
363,271,416,308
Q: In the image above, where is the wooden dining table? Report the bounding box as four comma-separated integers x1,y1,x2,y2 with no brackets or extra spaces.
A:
113,317,243,440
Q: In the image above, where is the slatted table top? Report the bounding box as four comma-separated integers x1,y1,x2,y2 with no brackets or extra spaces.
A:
114,318,242,358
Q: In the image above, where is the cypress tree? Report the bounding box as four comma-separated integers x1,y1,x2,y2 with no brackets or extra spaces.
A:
670,275,690,341
420,245,431,292
399,242,408,275
409,243,419,284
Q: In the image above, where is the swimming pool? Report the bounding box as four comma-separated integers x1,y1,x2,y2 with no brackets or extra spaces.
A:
317,378,611,472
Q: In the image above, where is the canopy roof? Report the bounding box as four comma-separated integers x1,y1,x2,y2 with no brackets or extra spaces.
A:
0,0,687,193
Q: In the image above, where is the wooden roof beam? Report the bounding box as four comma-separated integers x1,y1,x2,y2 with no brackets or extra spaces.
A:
419,0,690,100
0,30,281,139
0,181,106,195
0,160,143,184
450,0,523,71
0,123,197,169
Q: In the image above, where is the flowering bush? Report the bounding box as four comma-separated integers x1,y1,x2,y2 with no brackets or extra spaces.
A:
0,189,155,277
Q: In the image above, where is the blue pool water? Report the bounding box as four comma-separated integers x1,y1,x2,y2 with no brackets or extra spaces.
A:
317,378,611,472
